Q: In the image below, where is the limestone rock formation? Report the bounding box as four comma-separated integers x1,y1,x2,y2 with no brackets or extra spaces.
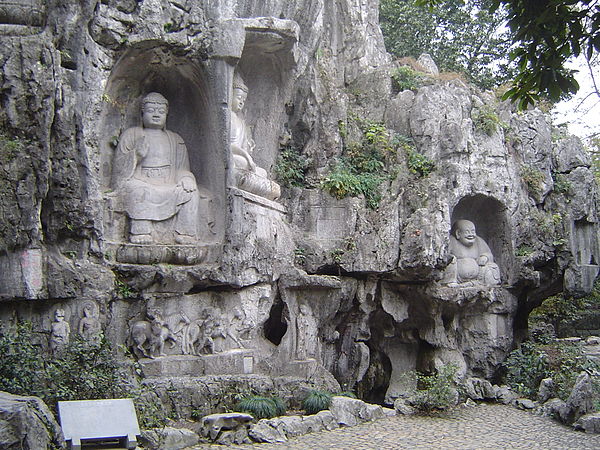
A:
0,0,597,419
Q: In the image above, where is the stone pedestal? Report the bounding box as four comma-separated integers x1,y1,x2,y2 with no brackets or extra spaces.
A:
107,242,219,265
138,349,255,377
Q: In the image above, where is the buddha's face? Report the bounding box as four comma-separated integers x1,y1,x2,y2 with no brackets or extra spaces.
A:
142,102,168,129
232,88,247,113
455,221,477,247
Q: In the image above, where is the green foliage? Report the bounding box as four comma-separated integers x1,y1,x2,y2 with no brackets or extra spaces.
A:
0,323,168,428
275,146,310,187
520,165,545,195
235,396,285,419
380,0,518,90
0,322,45,396
0,132,25,163
515,245,534,257
410,364,458,412
406,147,435,177
503,341,551,397
115,279,134,298
321,118,399,209
552,172,572,195
472,105,504,136
530,281,600,338
391,66,427,92
294,247,307,265
302,390,333,415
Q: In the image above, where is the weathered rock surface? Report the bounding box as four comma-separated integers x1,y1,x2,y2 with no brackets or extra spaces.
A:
574,412,600,434
0,391,65,450
140,426,199,450
0,0,598,419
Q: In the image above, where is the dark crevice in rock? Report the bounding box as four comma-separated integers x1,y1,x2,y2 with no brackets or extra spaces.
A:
264,298,288,346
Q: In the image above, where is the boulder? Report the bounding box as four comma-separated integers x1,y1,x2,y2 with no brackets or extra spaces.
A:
464,377,496,400
540,398,570,423
200,412,253,440
565,372,594,422
329,396,384,427
537,378,555,403
393,398,416,415
574,412,600,433
0,391,65,450
140,426,199,450
248,419,287,443
515,398,536,409
494,385,518,405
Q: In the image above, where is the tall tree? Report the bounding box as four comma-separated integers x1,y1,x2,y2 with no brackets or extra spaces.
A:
380,0,518,90
414,0,600,108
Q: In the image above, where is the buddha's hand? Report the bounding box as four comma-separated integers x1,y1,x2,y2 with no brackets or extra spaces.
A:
135,136,149,158
180,177,196,193
477,255,489,266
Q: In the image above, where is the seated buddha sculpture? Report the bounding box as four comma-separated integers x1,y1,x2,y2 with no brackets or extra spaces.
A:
111,92,199,245
443,220,501,286
230,73,281,201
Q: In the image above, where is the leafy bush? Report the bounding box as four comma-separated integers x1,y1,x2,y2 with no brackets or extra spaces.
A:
0,322,45,397
0,322,167,428
235,396,285,419
515,245,534,257
391,66,426,92
321,118,398,209
503,341,551,397
302,390,333,415
410,364,458,412
473,105,504,136
552,172,572,195
275,146,310,187
406,148,435,177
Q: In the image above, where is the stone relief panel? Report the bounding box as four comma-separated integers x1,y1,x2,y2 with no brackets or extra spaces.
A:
230,72,281,201
0,0,45,28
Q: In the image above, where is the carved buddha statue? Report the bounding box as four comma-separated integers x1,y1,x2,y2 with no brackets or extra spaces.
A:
230,73,281,201
443,220,501,286
111,92,199,245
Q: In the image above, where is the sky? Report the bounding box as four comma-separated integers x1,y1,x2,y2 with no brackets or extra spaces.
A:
552,56,600,141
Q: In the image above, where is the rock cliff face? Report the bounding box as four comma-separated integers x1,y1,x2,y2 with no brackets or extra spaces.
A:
0,0,598,409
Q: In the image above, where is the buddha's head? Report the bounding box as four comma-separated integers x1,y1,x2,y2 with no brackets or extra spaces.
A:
454,220,477,247
141,92,168,129
232,73,248,113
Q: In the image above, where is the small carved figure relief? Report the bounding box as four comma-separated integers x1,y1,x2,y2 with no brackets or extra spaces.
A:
230,73,281,201
129,308,177,359
78,301,102,344
442,220,501,286
49,308,70,354
296,303,318,361
111,92,201,245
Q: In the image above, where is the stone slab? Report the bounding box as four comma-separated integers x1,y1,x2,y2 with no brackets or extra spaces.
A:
139,355,206,377
57,398,140,450
203,349,255,375
105,242,219,265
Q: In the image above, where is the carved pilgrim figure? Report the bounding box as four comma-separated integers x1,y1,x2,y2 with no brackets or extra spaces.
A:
443,219,501,286
78,301,102,344
296,303,318,360
230,73,281,201
111,92,199,245
50,308,70,354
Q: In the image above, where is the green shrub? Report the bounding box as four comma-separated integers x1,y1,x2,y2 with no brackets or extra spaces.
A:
391,66,426,92
235,396,283,419
520,165,545,195
275,146,310,187
410,364,458,412
321,118,400,209
552,173,572,195
515,245,534,257
473,105,504,136
406,148,435,177
302,390,333,415
503,341,550,397
0,322,45,397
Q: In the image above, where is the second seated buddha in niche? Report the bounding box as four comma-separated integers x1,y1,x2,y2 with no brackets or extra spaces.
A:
230,73,281,201
443,219,501,286
111,92,199,245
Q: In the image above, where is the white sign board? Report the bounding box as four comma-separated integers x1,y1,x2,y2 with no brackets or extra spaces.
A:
58,398,140,449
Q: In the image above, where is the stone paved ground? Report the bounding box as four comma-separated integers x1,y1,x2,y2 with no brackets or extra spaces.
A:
190,404,600,449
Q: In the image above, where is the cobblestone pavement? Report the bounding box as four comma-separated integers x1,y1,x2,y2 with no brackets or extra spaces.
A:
190,404,600,449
